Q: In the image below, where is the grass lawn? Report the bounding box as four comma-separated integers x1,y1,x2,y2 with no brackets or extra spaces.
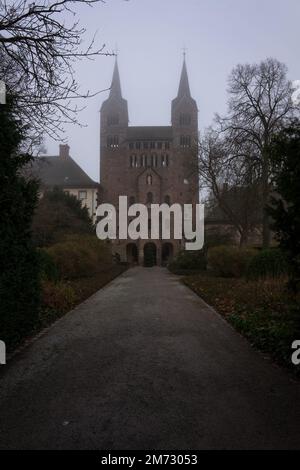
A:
183,273,300,376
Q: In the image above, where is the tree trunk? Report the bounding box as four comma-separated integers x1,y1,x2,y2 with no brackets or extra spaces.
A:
239,230,249,247
262,149,271,248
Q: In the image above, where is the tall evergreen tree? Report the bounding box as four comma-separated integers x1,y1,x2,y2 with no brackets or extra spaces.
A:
0,97,40,349
268,121,300,291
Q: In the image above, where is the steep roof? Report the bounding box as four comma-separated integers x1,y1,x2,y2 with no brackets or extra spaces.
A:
109,59,122,100
27,155,99,189
177,58,191,98
127,126,172,141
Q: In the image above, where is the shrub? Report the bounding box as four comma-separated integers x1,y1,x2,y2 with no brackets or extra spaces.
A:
247,248,289,280
208,245,256,278
32,187,93,247
40,280,77,326
168,250,206,273
37,248,59,282
46,235,112,279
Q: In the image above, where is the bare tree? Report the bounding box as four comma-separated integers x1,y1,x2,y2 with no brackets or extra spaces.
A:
0,0,114,144
199,129,263,246
216,58,298,247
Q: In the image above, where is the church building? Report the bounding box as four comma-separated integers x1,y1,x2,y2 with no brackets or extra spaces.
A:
100,57,199,266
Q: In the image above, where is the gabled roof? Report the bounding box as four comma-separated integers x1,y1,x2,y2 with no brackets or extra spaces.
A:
27,155,99,189
127,126,172,141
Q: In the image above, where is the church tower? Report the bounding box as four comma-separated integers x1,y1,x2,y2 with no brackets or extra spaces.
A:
99,56,199,266
100,59,129,204
171,56,198,144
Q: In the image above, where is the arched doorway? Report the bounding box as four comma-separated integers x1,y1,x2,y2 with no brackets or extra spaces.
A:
126,243,138,264
143,243,157,267
161,243,173,266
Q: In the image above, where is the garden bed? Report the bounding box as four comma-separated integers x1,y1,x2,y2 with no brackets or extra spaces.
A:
183,273,300,375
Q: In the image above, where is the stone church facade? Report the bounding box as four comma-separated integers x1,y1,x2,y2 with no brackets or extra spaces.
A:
100,57,199,266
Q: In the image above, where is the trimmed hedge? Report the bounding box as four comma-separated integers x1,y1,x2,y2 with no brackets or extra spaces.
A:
168,249,207,274
207,245,256,278
246,248,289,280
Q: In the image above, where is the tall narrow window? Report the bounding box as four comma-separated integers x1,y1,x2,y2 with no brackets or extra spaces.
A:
147,174,152,185
164,195,171,205
107,135,118,148
166,154,169,167
147,192,153,203
180,135,191,148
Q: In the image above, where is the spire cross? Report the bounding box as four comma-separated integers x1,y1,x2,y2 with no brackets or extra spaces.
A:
182,46,187,59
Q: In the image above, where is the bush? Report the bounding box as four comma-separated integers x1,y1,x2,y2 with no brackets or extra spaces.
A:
37,248,59,282
46,235,112,279
247,248,289,280
208,245,256,278
32,187,93,247
40,280,78,327
168,250,206,273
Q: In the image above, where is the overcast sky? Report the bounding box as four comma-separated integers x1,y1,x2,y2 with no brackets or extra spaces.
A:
44,0,300,182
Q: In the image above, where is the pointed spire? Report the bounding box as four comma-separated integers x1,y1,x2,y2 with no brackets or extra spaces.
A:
177,56,191,98
109,58,122,99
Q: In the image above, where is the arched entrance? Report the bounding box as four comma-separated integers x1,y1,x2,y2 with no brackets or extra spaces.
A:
126,243,138,264
161,243,173,266
143,243,157,267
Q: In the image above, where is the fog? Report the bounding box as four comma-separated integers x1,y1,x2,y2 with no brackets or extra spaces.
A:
44,0,300,182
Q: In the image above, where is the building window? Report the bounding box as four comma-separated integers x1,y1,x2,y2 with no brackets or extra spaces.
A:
107,135,119,148
143,142,149,149
107,114,119,126
180,135,191,148
147,192,153,203
130,155,137,168
140,154,146,167
157,142,162,149
129,142,134,150
165,141,170,149
150,141,155,149
164,195,171,205
166,154,169,167
136,142,141,150
180,113,191,126
78,190,87,200
153,154,158,167
147,174,152,185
